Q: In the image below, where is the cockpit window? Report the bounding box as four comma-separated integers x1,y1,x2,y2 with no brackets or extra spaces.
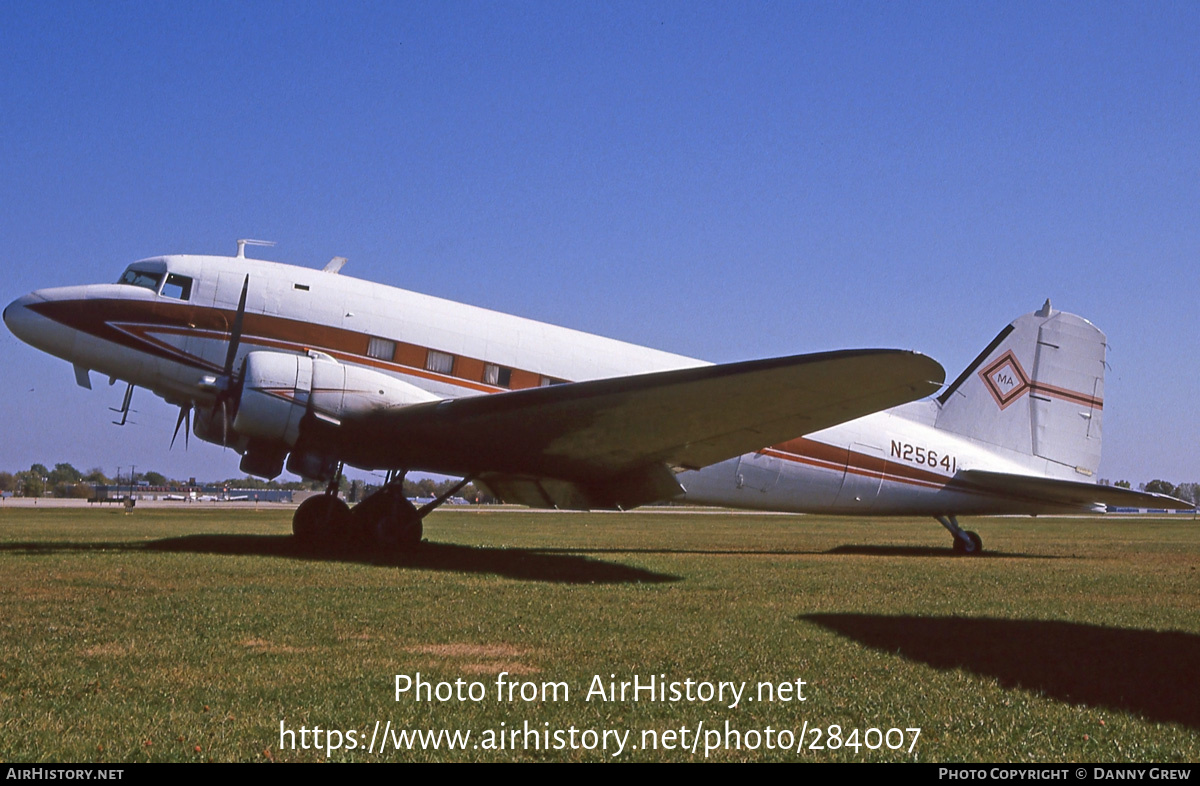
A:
161,273,193,301
118,268,163,291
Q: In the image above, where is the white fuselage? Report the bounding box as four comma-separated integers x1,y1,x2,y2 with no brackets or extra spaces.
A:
4,253,1067,516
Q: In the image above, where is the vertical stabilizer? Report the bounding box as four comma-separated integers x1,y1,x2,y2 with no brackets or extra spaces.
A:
935,303,1105,477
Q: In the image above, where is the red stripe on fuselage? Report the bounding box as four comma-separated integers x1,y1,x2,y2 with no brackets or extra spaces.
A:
30,298,509,393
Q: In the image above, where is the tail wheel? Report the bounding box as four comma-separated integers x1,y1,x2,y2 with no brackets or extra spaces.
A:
937,515,984,556
952,530,984,555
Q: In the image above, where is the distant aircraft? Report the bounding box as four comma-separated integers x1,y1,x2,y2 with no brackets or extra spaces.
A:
152,490,249,502
4,241,1189,553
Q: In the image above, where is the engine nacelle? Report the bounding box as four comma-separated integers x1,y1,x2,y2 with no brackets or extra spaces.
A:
232,350,440,449
192,405,248,452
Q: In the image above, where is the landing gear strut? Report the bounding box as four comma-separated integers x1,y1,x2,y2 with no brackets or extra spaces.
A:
936,515,983,555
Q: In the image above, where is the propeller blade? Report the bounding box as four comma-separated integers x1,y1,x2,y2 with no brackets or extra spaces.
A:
222,276,250,378
170,405,190,450
209,277,249,452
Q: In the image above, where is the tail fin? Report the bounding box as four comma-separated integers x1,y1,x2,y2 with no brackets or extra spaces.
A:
935,300,1105,478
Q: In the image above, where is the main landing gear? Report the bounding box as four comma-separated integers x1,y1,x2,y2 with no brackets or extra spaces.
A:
936,514,983,556
351,484,422,550
292,468,473,553
292,493,351,550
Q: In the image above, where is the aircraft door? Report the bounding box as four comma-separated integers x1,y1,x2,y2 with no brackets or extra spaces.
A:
734,451,782,494
162,271,223,372
833,442,885,510
262,277,286,317
213,272,251,310
188,271,258,370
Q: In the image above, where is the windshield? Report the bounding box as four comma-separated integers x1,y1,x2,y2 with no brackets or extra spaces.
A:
117,268,164,292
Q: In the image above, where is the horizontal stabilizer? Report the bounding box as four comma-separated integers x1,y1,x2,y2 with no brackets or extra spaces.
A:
960,470,1194,512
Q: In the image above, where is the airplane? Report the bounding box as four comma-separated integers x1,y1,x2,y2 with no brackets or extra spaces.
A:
4,240,1190,554
162,491,251,502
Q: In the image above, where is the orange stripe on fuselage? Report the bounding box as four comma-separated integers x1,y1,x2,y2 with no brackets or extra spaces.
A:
33,298,533,394
762,438,951,491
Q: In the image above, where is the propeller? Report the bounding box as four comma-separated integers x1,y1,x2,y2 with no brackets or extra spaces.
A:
222,276,249,380
210,276,250,448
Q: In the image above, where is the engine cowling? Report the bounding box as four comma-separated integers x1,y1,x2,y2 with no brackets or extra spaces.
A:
229,350,440,472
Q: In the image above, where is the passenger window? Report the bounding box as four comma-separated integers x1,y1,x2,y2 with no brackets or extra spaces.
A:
426,350,455,375
161,273,193,301
367,337,395,361
484,363,512,388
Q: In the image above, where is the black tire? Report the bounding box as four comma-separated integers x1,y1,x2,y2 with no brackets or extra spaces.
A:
966,530,983,554
347,489,392,547
952,530,984,555
293,495,351,549
352,489,423,552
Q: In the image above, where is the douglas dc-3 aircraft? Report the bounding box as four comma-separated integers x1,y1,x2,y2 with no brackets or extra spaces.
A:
4,241,1189,553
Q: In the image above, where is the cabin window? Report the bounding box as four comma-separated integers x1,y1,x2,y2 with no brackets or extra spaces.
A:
425,350,454,375
117,268,163,291
161,273,193,301
484,363,512,388
367,337,395,361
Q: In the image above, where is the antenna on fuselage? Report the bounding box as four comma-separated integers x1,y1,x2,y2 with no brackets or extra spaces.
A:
235,238,276,259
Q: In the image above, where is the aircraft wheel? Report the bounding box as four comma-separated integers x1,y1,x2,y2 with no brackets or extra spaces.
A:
952,530,984,555
293,495,351,549
348,490,391,547
354,489,422,552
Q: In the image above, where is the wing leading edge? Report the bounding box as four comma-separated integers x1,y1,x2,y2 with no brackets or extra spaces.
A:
337,349,945,508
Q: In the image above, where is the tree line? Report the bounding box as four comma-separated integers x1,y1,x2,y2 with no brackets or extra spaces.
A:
0,463,494,503
1,462,1193,507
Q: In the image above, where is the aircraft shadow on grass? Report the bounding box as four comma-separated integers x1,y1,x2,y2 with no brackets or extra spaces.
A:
154,535,679,584
0,538,677,585
536,544,1060,559
2,536,678,584
822,544,1063,559
803,613,1200,729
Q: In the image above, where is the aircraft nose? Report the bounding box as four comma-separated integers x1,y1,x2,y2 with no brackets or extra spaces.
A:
3,292,47,346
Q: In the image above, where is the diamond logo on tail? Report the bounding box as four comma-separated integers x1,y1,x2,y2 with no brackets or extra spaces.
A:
979,351,1031,409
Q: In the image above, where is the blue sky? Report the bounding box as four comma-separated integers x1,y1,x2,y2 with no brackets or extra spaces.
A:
1,2,1196,485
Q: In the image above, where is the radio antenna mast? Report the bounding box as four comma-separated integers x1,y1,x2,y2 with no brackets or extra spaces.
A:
235,238,276,259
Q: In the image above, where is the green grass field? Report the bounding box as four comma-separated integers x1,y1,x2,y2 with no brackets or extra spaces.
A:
0,505,1196,762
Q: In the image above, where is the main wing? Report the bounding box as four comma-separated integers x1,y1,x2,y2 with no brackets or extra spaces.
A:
336,349,945,509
